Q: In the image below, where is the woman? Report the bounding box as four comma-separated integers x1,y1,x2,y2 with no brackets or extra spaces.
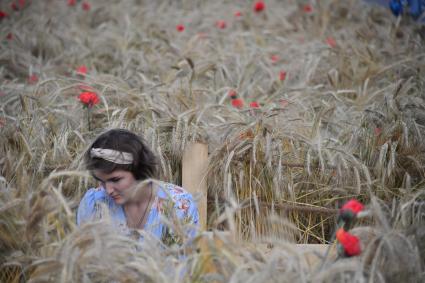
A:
77,128,199,245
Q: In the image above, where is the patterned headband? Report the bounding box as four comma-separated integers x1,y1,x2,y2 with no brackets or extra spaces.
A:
90,148,134,165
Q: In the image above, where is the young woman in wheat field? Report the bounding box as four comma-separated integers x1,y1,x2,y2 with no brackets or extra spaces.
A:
77,128,199,245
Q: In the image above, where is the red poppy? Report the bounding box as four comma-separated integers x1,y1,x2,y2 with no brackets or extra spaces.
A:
231,98,244,109
279,70,287,81
28,74,38,84
6,33,13,40
249,101,260,108
303,4,313,13
336,228,361,256
78,91,99,107
76,65,87,75
374,127,382,136
234,11,242,17
326,36,337,48
176,24,185,32
11,2,19,11
228,89,238,99
11,0,25,10
68,0,77,6
271,55,279,64
341,199,364,215
0,10,8,19
216,20,227,29
82,1,91,11
253,1,265,12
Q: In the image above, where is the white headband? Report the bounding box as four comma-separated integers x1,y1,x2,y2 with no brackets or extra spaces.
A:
90,148,134,164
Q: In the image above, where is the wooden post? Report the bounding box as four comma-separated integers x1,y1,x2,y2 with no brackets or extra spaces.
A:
182,142,208,230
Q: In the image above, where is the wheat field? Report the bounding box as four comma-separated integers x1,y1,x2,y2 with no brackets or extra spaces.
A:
0,0,424,282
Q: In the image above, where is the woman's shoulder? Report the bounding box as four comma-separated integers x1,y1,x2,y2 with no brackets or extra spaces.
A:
158,182,193,200
77,187,109,226
157,182,198,216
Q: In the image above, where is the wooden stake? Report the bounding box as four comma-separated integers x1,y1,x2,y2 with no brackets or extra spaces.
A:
182,142,208,230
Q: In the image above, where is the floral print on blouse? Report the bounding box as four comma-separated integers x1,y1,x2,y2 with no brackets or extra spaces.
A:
76,182,199,245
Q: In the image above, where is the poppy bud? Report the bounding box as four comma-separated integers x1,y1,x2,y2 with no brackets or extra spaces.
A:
279,71,287,81
228,89,238,99
326,36,337,48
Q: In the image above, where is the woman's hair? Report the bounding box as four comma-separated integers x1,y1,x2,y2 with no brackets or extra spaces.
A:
85,129,158,180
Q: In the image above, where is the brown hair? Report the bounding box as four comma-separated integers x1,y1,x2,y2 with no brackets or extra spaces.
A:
85,129,158,180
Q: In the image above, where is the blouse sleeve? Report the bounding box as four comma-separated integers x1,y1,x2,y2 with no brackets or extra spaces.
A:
76,188,105,226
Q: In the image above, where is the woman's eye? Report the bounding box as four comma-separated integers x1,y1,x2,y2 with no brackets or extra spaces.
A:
110,177,121,183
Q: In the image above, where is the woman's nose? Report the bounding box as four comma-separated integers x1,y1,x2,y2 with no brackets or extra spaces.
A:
104,182,114,194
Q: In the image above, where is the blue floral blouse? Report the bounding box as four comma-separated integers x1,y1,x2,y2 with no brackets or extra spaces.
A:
76,182,199,244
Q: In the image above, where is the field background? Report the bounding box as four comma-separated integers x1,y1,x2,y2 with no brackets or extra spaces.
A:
1,0,424,282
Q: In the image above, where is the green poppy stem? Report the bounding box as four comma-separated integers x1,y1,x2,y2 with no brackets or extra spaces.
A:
87,106,91,131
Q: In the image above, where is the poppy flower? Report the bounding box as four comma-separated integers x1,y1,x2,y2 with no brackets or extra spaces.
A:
11,2,19,11
0,10,8,19
82,1,91,11
253,1,265,12
339,199,364,223
271,55,279,64
76,65,88,75
336,228,361,257
68,0,77,6
228,89,238,99
326,36,337,48
6,33,13,40
234,11,242,17
341,199,364,215
279,70,287,81
176,24,185,32
78,91,99,107
231,98,244,109
12,0,25,10
28,74,38,84
249,101,260,108
216,20,227,29
303,4,313,13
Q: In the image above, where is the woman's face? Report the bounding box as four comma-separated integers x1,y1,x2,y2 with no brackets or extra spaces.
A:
92,169,136,205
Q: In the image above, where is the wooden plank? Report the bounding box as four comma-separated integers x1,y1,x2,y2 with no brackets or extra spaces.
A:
196,232,336,277
182,142,208,230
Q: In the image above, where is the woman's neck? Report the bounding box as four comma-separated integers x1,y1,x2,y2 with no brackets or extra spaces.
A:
123,182,155,228
124,181,154,206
